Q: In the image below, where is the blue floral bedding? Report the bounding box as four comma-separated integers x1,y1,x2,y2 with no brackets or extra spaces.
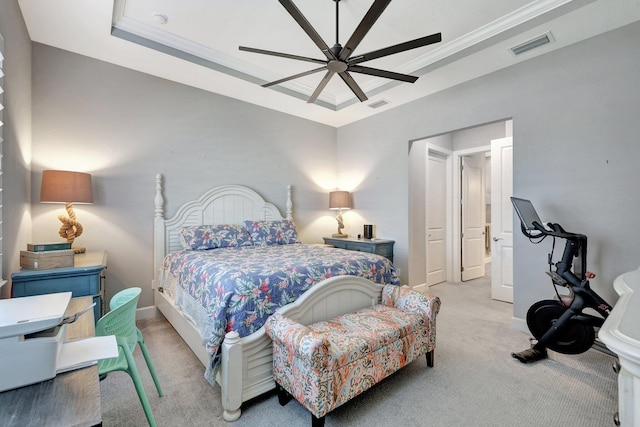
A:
161,243,400,382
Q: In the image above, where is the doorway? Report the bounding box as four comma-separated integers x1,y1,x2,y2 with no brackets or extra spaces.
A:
453,146,490,284
408,120,513,300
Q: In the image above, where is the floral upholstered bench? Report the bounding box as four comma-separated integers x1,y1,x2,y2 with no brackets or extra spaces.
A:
265,284,441,427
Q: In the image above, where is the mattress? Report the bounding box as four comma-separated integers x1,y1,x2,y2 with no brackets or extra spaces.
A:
158,243,400,383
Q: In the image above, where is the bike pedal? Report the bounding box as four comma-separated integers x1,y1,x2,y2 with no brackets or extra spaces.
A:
612,361,621,374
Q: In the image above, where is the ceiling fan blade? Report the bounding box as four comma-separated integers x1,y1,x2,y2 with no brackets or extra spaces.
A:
279,0,335,60
308,70,336,104
339,0,391,61
348,65,418,83
337,71,368,102
239,46,327,65
262,66,328,88
348,33,442,65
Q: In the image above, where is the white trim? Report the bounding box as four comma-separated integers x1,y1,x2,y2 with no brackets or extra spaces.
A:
111,0,577,107
135,305,161,321
426,143,454,285
452,145,491,283
402,0,573,73
413,283,430,293
111,11,332,104
0,38,4,286
511,316,529,334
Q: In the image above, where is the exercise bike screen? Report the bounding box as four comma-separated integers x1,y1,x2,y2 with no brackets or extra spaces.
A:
511,197,543,231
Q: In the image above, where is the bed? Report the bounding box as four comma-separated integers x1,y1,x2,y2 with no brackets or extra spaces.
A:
152,175,400,421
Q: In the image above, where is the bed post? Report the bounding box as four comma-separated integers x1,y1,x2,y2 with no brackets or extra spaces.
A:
153,174,165,294
221,331,243,421
286,185,293,221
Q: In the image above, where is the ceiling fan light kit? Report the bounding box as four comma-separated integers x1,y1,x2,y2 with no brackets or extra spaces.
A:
239,0,442,104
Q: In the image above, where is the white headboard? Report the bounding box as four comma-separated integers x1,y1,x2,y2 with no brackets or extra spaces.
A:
153,174,293,283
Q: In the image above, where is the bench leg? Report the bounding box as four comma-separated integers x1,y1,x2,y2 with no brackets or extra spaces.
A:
426,350,434,367
276,382,293,406
312,414,325,427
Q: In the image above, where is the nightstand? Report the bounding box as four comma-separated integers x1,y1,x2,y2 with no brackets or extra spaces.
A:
11,251,107,322
323,237,394,262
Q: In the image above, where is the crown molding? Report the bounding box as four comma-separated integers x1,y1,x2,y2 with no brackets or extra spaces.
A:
112,0,581,108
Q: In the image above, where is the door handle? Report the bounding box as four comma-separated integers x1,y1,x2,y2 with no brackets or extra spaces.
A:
492,237,503,242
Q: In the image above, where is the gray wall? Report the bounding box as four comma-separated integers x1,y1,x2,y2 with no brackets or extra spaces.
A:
452,121,508,151
0,0,33,299
338,21,640,320
5,2,640,325
29,44,338,307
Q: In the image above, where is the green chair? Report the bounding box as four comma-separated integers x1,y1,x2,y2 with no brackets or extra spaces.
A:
96,287,163,427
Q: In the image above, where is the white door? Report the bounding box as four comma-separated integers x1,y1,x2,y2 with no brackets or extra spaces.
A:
490,137,514,302
461,154,486,281
427,152,446,286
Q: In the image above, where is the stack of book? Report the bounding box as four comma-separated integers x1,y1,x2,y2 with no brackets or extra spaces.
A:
20,243,75,270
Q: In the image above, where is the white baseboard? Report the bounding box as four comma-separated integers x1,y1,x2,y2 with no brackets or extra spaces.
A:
511,316,529,334
412,282,429,293
136,305,163,320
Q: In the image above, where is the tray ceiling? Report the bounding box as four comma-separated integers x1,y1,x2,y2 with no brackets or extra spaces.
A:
18,0,640,127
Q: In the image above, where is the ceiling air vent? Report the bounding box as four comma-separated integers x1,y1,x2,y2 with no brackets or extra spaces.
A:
510,32,553,56
368,99,390,109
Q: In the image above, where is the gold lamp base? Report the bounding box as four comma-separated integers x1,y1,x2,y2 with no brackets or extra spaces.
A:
58,203,86,254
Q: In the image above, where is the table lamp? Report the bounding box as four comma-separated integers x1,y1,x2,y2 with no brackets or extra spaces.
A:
329,190,351,238
40,170,93,253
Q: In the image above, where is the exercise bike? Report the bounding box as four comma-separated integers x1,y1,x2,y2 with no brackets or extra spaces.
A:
510,197,614,363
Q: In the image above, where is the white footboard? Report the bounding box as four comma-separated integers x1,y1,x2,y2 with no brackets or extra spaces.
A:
219,275,384,421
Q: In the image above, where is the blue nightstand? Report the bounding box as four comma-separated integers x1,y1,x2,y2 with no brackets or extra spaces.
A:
11,251,107,322
322,237,394,262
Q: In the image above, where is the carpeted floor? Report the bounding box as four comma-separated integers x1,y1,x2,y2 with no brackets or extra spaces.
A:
100,275,618,426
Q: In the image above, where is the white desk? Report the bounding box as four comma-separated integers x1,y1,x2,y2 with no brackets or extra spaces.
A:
599,267,640,427
0,297,102,426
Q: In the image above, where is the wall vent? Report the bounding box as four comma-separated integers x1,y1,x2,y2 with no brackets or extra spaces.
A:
510,32,553,56
368,99,390,109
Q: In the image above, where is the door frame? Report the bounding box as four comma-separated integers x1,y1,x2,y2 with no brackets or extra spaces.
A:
426,149,450,287
490,137,514,302
461,152,487,281
414,143,453,293
427,144,454,284
452,145,491,283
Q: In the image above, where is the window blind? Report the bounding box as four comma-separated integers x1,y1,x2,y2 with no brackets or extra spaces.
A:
0,47,5,287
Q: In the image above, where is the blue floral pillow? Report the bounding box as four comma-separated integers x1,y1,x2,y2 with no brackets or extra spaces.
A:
244,220,301,246
179,224,253,250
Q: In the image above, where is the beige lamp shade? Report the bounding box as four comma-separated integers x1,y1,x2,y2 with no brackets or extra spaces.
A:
329,191,351,210
40,170,93,203
40,170,93,253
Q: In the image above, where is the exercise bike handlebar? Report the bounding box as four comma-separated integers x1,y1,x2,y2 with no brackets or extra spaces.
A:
530,220,586,241
524,221,588,284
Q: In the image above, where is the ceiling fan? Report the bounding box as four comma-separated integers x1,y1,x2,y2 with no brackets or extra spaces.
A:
239,0,442,104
